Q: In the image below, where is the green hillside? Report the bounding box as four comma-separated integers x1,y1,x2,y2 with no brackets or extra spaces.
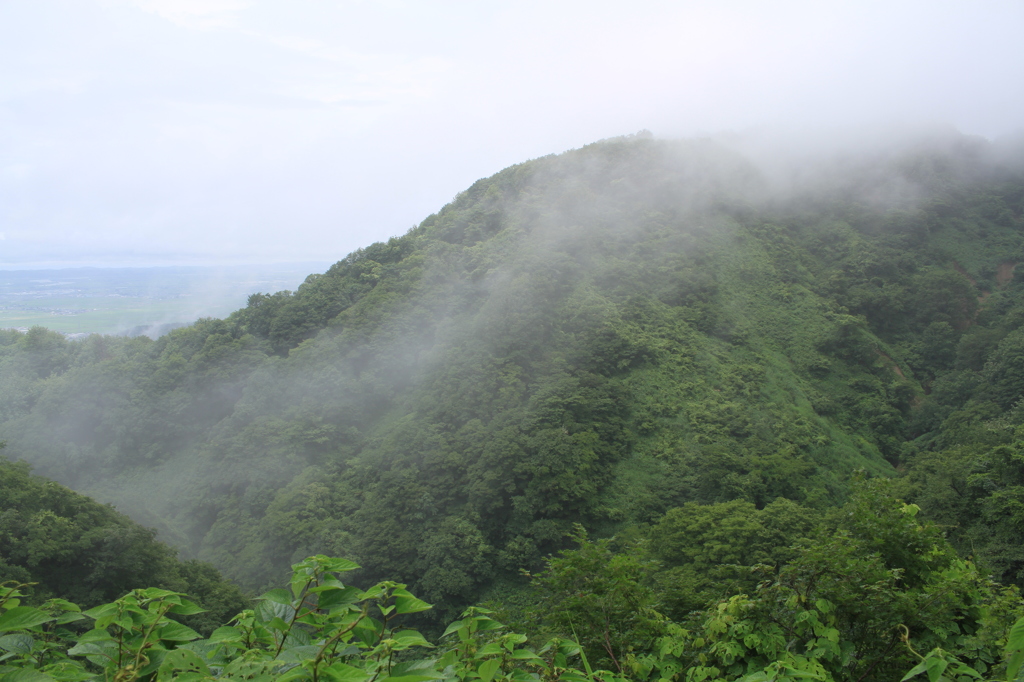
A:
0,450,247,635
2,129,1024,625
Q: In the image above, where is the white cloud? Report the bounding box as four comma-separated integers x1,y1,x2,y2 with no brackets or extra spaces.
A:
1,165,32,180
121,0,248,30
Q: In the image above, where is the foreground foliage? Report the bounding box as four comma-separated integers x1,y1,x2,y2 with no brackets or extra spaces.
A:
0,555,627,682
1,543,1022,682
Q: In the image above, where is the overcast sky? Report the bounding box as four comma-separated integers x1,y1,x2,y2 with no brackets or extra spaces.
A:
2,0,1023,268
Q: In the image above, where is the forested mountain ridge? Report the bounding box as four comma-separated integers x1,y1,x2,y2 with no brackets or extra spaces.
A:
2,129,1024,621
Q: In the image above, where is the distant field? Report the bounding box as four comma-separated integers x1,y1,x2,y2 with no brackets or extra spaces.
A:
0,263,332,337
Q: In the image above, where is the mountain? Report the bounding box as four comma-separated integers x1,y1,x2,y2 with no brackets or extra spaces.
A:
2,129,1024,619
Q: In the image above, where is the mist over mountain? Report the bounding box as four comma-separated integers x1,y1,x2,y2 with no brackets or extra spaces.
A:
2,128,1024,625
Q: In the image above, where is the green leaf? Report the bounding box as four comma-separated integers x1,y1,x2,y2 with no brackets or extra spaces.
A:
82,603,116,620
289,577,311,601
440,619,465,639
208,626,244,643
286,626,313,648
949,661,981,680
75,629,114,643
510,650,542,661
41,599,79,613
54,613,85,625
353,618,383,648
276,667,312,682
31,661,92,682
394,596,431,615
502,634,527,650
737,673,769,682
0,669,59,681
1006,650,1024,682
902,659,931,681
392,630,433,649
66,641,112,657
1008,616,1024,653
478,658,501,682
0,608,53,632
0,634,34,655
276,644,321,663
358,586,384,601
392,589,431,615
266,617,290,632
157,621,202,642
779,667,829,679
473,618,503,632
322,662,372,682
260,588,295,606
390,659,440,677
382,674,444,682
1006,616,1024,682
255,599,290,624
477,643,504,657
167,599,206,616
316,586,361,611
925,655,948,682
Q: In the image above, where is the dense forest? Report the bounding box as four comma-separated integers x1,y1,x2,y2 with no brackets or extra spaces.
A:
4,129,1024,680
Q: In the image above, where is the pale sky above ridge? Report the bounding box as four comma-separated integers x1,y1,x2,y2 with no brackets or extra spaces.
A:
2,0,1023,268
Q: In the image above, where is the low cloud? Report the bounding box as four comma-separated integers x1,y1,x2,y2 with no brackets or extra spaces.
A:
2,1,1023,267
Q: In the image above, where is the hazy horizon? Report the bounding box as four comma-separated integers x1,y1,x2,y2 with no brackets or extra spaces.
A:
0,259,333,271
0,262,333,335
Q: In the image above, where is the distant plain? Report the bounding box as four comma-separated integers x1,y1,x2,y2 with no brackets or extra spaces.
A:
0,264,332,336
